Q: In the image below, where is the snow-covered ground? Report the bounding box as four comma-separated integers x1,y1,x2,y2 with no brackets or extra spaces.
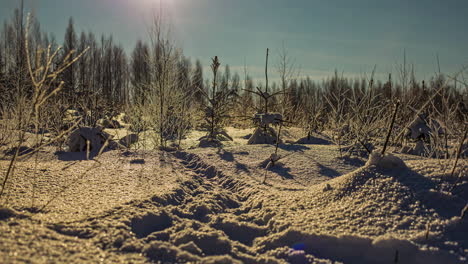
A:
0,127,466,263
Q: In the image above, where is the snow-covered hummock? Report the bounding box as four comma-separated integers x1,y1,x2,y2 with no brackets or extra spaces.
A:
365,152,407,169
68,126,113,152
295,132,332,145
407,115,443,141
198,136,222,148
252,150,465,263
248,127,281,145
198,130,234,148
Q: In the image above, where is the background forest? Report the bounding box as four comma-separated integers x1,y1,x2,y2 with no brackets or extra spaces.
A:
0,5,467,151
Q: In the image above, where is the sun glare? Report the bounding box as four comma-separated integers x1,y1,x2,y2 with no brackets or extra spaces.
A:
141,0,175,8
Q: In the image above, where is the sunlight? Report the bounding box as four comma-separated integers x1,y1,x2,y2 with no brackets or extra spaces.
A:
140,0,176,9
135,0,178,19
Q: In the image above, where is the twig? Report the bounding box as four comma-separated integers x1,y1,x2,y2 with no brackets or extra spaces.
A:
262,121,284,185
265,48,269,113
382,100,400,155
461,203,468,219
274,122,283,156
450,168,466,193
449,126,467,192
449,126,467,179
358,139,372,154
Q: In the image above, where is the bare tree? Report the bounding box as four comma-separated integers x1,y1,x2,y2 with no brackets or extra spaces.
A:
1,14,89,202
131,40,151,105
276,43,296,119
191,59,204,105
63,17,77,103
147,7,177,147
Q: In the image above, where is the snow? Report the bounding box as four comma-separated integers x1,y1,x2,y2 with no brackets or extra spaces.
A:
365,152,407,169
295,132,332,145
0,127,466,263
248,127,281,145
253,113,283,127
406,115,443,141
68,126,115,152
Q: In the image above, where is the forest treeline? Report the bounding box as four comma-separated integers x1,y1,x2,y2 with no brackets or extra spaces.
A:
0,7,467,144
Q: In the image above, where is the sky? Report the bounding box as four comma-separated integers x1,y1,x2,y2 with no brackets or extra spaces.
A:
1,0,468,83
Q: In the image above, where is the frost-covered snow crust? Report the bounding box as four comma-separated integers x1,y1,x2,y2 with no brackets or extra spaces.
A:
0,142,466,263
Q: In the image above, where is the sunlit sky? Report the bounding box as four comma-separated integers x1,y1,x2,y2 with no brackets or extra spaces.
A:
1,0,468,83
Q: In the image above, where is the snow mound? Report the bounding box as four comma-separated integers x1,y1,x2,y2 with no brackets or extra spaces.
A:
198,130,233,148
271,153,466,262
406,115,443,141
68,126,116,152
365,152,407,170
255,160,466,260
295,134,332,145
199,130,233,142
248,127,281,145
199,137,222,148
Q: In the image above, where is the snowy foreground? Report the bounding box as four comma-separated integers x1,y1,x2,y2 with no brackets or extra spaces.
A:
0,129,467,263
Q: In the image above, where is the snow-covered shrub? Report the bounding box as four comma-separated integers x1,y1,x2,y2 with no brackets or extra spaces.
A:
253,113,283,127
68,126,114,152
405,114,443,142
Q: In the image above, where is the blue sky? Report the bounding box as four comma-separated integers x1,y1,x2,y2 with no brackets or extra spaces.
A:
1,0,467,83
